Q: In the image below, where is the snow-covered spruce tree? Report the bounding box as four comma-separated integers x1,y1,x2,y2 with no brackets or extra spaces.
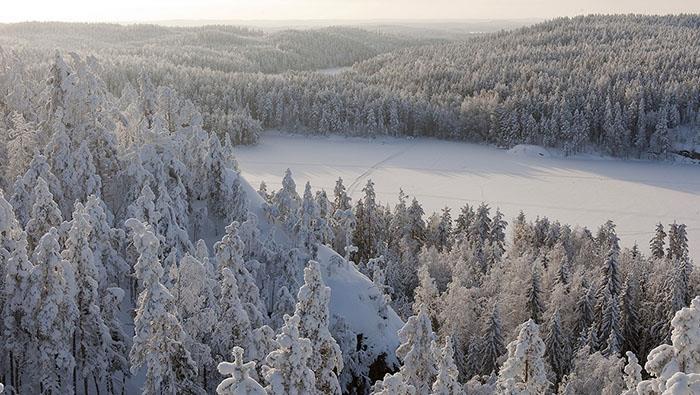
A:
637,296,700,394
480,304,507,376
262,314,316,395
71,140,102,203
526,265,545,324
24,228,78,394
228,174,249,225
431,336,462,395
101,286,130,394
155,180,193,259
333,207,356,262
0,191,34,393
496,319,551,395
372,372,416,395
3,111,38,188
62,205,111,394
650,223,666,259
434,207,453,253
332,177,351,213
214,267,253,363
621,351,642,395
601,287,624,357
126,184,160,231
454,204,475,238
84,194,128,288
353,179,383,264
25,177,63,252
258,180,271,202
237,213,269,264
248,325,278,377
214,221,267,328
620,274,642,356
574,280,595,346
667,222,689,263
406,197,427,252
490,208,507,261
667,223,692,308
293,260,343,395
412,264,441,330
271,285,296,330
596,235,622,340
271,168,301,231
45,124,77,214
669,255,692,316
368,255,392,304
170,253,219,390
10,153,63,227
216,346,266,395
395,310,438,394
315,189,333,232
650,101,671,156
329,315,369,393
126,218,204,395
294,182,324,258
545,309,571,387
559,345,625,394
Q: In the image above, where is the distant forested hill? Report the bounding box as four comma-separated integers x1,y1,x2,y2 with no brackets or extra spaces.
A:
1,16,699,158
0,22,430,73
348,15,700,157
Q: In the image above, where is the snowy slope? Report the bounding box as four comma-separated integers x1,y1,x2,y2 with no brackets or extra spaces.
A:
238,171,404,366
237,132,700,263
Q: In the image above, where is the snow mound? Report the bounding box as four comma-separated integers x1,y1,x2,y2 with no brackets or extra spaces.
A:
507,144,552,158
238,172,403,367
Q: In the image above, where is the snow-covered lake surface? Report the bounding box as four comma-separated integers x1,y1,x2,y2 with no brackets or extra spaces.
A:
237,132,700,262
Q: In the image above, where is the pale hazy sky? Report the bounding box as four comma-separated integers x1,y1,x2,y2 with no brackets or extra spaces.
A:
2,0,700,23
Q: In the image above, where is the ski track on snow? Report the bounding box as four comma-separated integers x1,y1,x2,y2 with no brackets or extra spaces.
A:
347,141,417,195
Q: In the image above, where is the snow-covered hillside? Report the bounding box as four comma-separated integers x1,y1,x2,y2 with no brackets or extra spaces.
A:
238,132,700,263
238,171,404,366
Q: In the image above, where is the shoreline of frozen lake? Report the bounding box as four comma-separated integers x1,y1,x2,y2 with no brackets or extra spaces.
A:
236,132,700,262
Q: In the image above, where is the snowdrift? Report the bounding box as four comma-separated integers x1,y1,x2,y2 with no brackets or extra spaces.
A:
507,144,552,158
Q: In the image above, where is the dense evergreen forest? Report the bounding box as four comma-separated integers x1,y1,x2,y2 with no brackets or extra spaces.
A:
2,15,699,157
0,15,698,395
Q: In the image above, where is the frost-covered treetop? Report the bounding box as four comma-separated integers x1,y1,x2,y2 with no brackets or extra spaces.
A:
126,217,163,286
216,346,265,395
637,296,700,394
496,318,551,395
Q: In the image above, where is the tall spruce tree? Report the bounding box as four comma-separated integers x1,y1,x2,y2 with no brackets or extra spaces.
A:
496,319,551,394
126,219,203,395
480,305,506,375
293,261,343,395
526,265,545,324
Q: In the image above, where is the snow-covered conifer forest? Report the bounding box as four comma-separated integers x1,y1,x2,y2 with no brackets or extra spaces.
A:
0,14,699,395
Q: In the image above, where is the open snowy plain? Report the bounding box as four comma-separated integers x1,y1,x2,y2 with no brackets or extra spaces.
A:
238,132,700,262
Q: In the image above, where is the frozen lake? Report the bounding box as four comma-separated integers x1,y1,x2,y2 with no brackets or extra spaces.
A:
237,132,700,262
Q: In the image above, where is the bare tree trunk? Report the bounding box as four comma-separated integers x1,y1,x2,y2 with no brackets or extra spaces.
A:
9,352,15,393
203,366,208,392
93,374,101,395
73,334,78,394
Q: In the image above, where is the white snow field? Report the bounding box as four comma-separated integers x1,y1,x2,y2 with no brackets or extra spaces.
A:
237,132,700,263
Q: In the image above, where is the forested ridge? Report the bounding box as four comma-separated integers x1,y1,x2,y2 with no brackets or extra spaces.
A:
2,16,699,157
0,15,698,395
